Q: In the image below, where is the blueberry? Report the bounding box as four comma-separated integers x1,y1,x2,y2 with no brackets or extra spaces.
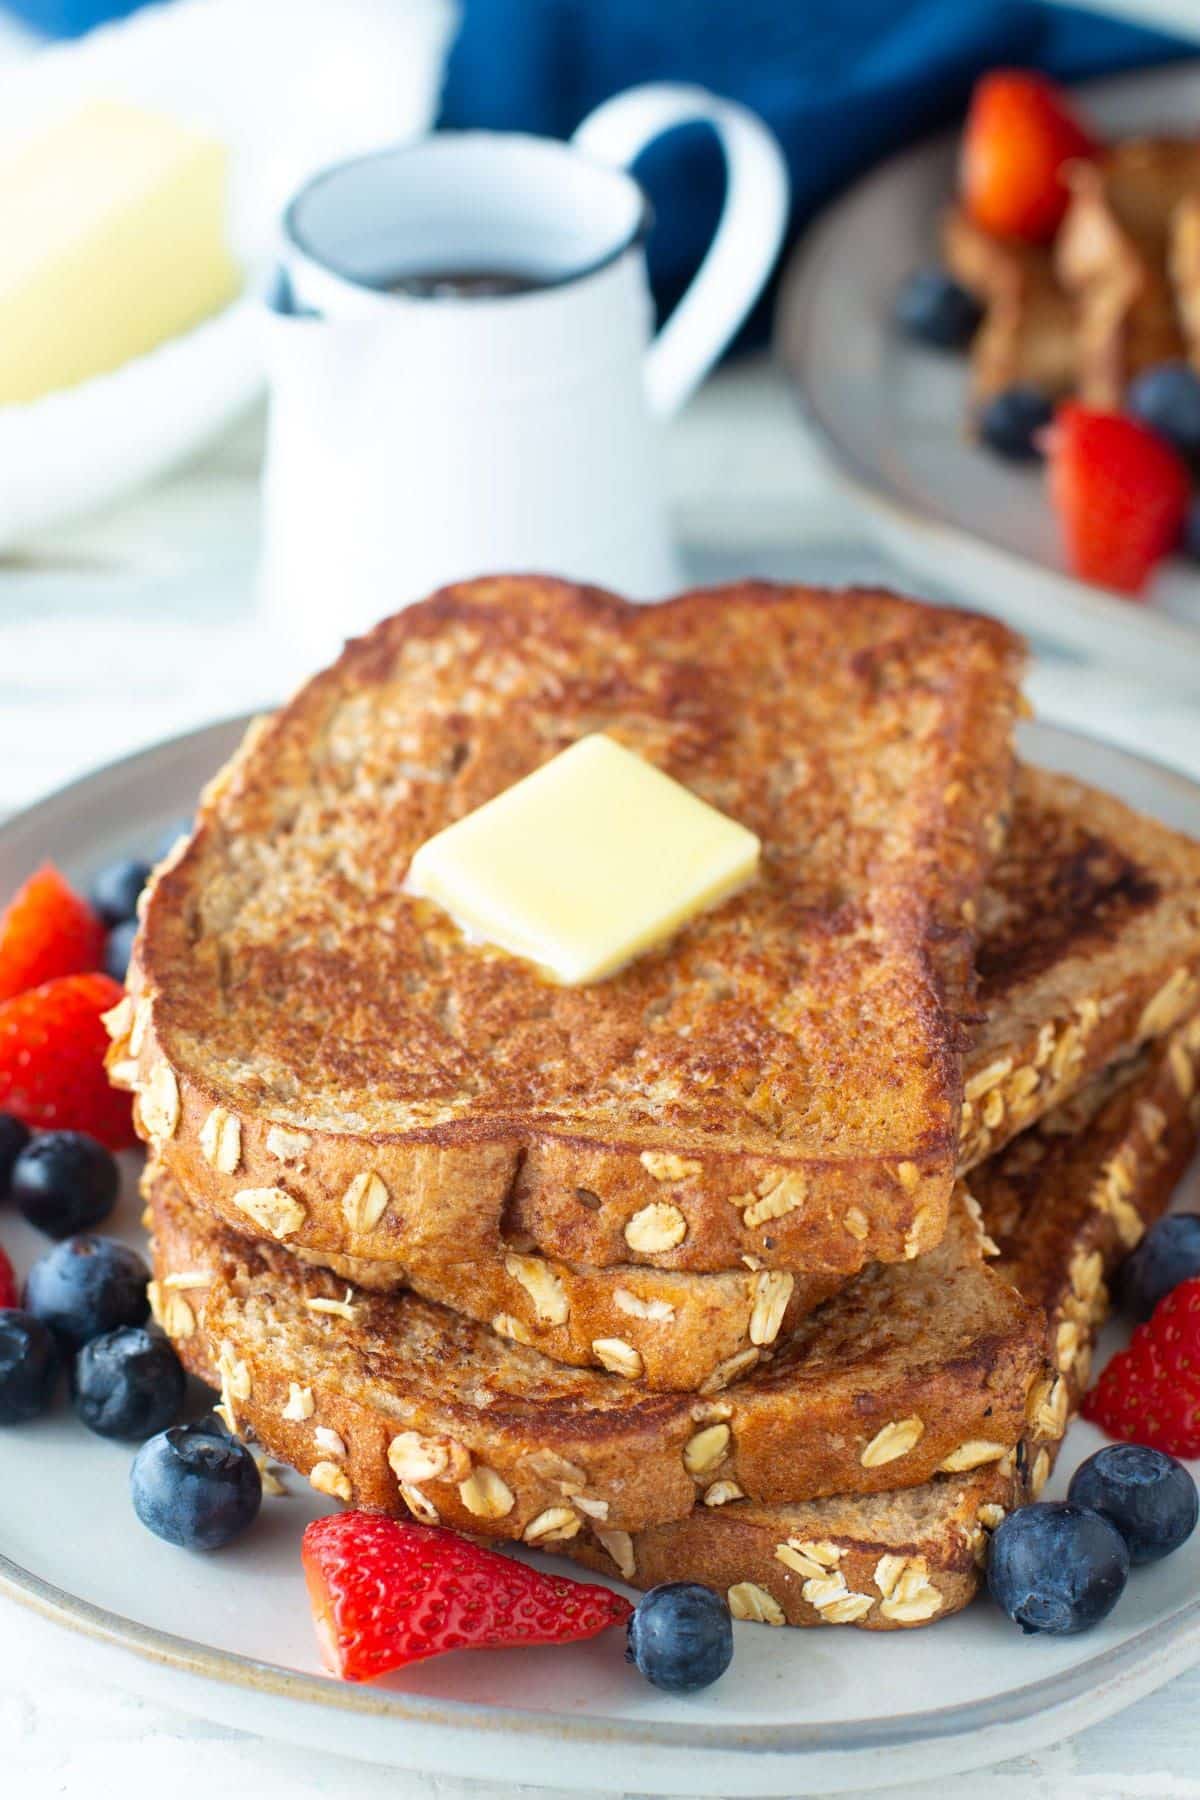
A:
0,1112,31,1197
978,385,1054,462
11,1133,119,1239
131,1421,262,1550
73,1325,186,1441
191,1405,235,1440
104,918,138,983
24,1235,149,1349
0,1310,60,1423
893,267,982,350
1117,1213,1200,1321
625,1582,734,1693
1069,1444,1198,1566
88,857,150,927
987,1501,1130,1634
1127,361,1200,458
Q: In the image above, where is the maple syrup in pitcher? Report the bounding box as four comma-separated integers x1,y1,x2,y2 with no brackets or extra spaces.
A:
387,266,552,299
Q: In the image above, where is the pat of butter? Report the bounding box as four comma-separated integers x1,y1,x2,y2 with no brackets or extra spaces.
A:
0,101,240,405
407,734,761,985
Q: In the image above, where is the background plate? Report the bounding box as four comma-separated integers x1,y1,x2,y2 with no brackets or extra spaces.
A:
0,713,1198,1797
776,63,1200,696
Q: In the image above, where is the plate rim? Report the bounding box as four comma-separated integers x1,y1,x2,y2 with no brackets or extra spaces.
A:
2,708,1200,1767
773,61,1200,679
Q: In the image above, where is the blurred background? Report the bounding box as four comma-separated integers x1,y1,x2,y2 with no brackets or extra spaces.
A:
1,0,1198,803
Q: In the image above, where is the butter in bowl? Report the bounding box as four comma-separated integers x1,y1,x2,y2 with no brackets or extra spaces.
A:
0,99,240,406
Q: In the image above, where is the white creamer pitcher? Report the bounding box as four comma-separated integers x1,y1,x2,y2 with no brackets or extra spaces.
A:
260,83,790,663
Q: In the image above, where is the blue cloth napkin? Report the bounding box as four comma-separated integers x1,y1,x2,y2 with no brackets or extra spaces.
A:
2,0,143,33
442,0,1194,340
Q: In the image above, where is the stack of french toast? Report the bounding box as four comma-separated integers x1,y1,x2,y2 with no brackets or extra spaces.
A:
103,576,1200,1632
944,139,1200,407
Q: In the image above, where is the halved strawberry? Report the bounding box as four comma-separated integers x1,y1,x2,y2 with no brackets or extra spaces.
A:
0,972,134,1149
302,1512,632,1682
1083,1275,1200,1459
0,865,105,1004
962,70,1098,243
1047,403,1191,594
0,1245,16,1309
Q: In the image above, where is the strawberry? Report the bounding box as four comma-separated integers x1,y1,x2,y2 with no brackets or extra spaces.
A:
1047,404,1191,594
0,865,106,1004
962,70,1098,243
1083,1275,1200,1459
0,1245,16,1309
0,972,134,1149
302,1512,632,1682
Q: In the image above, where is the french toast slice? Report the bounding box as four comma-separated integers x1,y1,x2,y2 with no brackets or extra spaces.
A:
1056,139,1200,407
146,1175,1042,1534
563,1021,1200,1625
941,204,1077,401
119,578,1024,1283
280,1241,845,1397
112,761,1200,1394
958,765,1200,1169
449,763,1200,1273
115,760,1200,1389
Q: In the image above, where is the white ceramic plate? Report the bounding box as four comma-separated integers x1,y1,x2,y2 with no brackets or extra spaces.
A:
776,63,1200,697
0,714,1198,1798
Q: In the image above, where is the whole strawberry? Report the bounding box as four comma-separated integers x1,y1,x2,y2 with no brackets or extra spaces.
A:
1047,405,1191,595
0,866,105,1004
302,1512,632,1682
1083,1275,1200,1460
0,1245,16,1310
962,71,1097,244
0,973,135,1150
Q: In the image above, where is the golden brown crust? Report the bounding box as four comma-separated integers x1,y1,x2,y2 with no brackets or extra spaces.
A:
126,578,1023,1282
961,768,1200,1168
565,1477,1003,1630
284,1241,844,1394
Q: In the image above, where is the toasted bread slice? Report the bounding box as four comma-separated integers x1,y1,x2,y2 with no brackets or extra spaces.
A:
1056,140,1200,407
942,204,1077,401
458,764,1200,1273
959,765,1200,1170
113,760,1200,1396
562,1022,1200,1625
146,1173,1043,1533
119,579,1023,1283
281,1241,845,1397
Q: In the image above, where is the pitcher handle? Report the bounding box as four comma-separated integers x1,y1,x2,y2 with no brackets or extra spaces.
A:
572,83,790,418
